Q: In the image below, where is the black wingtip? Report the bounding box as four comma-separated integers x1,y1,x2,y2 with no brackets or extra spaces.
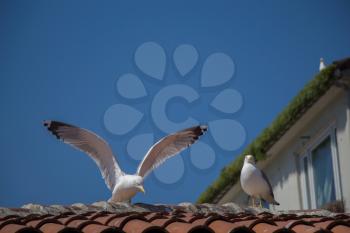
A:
189,124,208,139
43,120,71,140
43,120,51,127
198,125,208,136
200,125,208,131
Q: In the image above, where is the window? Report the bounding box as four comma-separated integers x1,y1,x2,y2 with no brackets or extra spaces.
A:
299,124,342,209
311,136,336,208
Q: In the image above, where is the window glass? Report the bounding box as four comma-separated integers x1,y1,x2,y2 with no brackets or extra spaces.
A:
311,136,336,208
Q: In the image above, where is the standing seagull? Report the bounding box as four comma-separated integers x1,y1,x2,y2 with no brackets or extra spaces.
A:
319,57,326,71
43,120,207,203
240,155,279,207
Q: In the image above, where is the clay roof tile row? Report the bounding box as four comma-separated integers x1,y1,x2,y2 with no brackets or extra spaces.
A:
0,202,349,233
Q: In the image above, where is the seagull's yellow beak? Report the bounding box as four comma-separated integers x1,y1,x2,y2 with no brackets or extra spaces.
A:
137,185,145,194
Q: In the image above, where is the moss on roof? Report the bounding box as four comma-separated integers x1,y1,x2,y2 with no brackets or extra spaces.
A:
197,64,339,204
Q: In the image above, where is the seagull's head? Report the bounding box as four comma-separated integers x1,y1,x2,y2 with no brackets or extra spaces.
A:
133,176,145,194
244,155,256,164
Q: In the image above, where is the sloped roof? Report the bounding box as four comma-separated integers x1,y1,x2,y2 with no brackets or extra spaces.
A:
1,202,350,233
197,57,350,204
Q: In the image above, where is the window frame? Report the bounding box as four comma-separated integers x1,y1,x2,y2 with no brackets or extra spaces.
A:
298,122,342,209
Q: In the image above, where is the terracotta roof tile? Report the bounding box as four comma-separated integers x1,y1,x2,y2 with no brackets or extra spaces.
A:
143,212,166,222
107,215,147,229
0,202,349,233
252,222,291,233
39,223,79,233
80,223,120,233
276,219,312,229
314,220,350,231
56,215,88,225
0,219,21,229
122,219,166,233
166,222,213,233
151,217,184,228
330,225,350,233
177,213,205,223
291,224,330,233
25,219,61,229
93,214,123,226
66,219,103,232
0,223,41,233
191,215,225,226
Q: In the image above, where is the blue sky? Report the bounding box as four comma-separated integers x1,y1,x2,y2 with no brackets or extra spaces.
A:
1,0,350,207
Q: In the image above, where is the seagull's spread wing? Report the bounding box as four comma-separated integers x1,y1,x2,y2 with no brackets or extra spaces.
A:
137,125,208,178
43,120,124,190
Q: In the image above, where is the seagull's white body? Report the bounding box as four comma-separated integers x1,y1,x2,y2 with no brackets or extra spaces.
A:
241,162,270,198
240,155,279,205
43,120,207,202
110,175,143,202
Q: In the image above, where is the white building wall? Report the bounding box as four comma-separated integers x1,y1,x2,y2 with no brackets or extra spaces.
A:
336,90,350,212
263,149,301,210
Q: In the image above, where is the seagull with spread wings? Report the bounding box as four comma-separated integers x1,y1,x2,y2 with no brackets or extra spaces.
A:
43,120,208,203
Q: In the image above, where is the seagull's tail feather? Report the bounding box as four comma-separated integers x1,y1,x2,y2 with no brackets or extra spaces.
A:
263,195,280,206
272,200,280,206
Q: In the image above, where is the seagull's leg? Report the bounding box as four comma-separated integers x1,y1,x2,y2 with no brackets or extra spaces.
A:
259,199,262,208
251,197,255,207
